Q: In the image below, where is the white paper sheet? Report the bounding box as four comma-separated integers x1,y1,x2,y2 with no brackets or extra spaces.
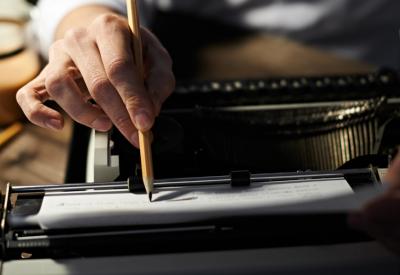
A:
9,178,384,230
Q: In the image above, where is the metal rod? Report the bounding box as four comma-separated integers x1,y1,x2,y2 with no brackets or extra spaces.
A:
155,175,229,183
11,170,359,194
11,181,127,193
11,176,231,193
155,177,230,187
12,184,128,193
16,225,215,241
250,173,343,182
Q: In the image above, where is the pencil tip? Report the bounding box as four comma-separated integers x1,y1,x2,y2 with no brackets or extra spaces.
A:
149,192,152,202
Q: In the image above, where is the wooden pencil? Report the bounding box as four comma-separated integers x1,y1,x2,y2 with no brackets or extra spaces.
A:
126,0,154,201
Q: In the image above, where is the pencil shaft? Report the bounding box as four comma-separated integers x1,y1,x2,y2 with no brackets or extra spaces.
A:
139,130,154,193
126,0,154,198
126,0,144,78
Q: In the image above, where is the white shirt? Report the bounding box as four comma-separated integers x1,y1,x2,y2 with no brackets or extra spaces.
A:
34,0,400,68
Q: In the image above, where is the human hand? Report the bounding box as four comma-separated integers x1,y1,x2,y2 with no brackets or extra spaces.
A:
17,13,175,147
348,154,400,255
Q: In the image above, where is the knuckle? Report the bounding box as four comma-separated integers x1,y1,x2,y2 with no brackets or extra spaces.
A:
45,71,70,97
93,14,130,38
94,13,123,29
64,66,81,80
90,77,111,100
95,13,117,24
107,58,133,82
124,94,141,109
15,88,26,105
64,27,87,44
26,102,42,121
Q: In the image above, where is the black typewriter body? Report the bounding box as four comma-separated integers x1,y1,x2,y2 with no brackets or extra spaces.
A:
3,69,399,261
108,69,400,180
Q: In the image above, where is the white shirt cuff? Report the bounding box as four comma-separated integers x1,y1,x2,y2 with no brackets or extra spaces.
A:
34,0,126,58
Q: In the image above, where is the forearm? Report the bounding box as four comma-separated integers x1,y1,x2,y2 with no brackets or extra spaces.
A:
55,5,121,39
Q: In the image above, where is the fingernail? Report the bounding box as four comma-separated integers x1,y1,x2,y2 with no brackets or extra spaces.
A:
134,111,153,131
92,116,112,132
131,132,139,147
347,212,366,230
46,119,62,130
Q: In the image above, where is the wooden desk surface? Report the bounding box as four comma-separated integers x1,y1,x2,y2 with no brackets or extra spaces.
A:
0,118,72,190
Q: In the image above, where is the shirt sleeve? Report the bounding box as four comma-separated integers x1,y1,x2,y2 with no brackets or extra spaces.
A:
32,0,127,58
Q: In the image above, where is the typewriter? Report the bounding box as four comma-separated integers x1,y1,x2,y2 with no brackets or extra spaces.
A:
2,69,400,274
83,68,400,182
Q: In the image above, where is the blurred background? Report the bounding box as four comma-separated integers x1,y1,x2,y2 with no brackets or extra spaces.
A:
0,0,71,189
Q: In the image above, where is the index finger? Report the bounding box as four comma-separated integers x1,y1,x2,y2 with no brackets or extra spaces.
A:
16,67,64,130
91,14,155,131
